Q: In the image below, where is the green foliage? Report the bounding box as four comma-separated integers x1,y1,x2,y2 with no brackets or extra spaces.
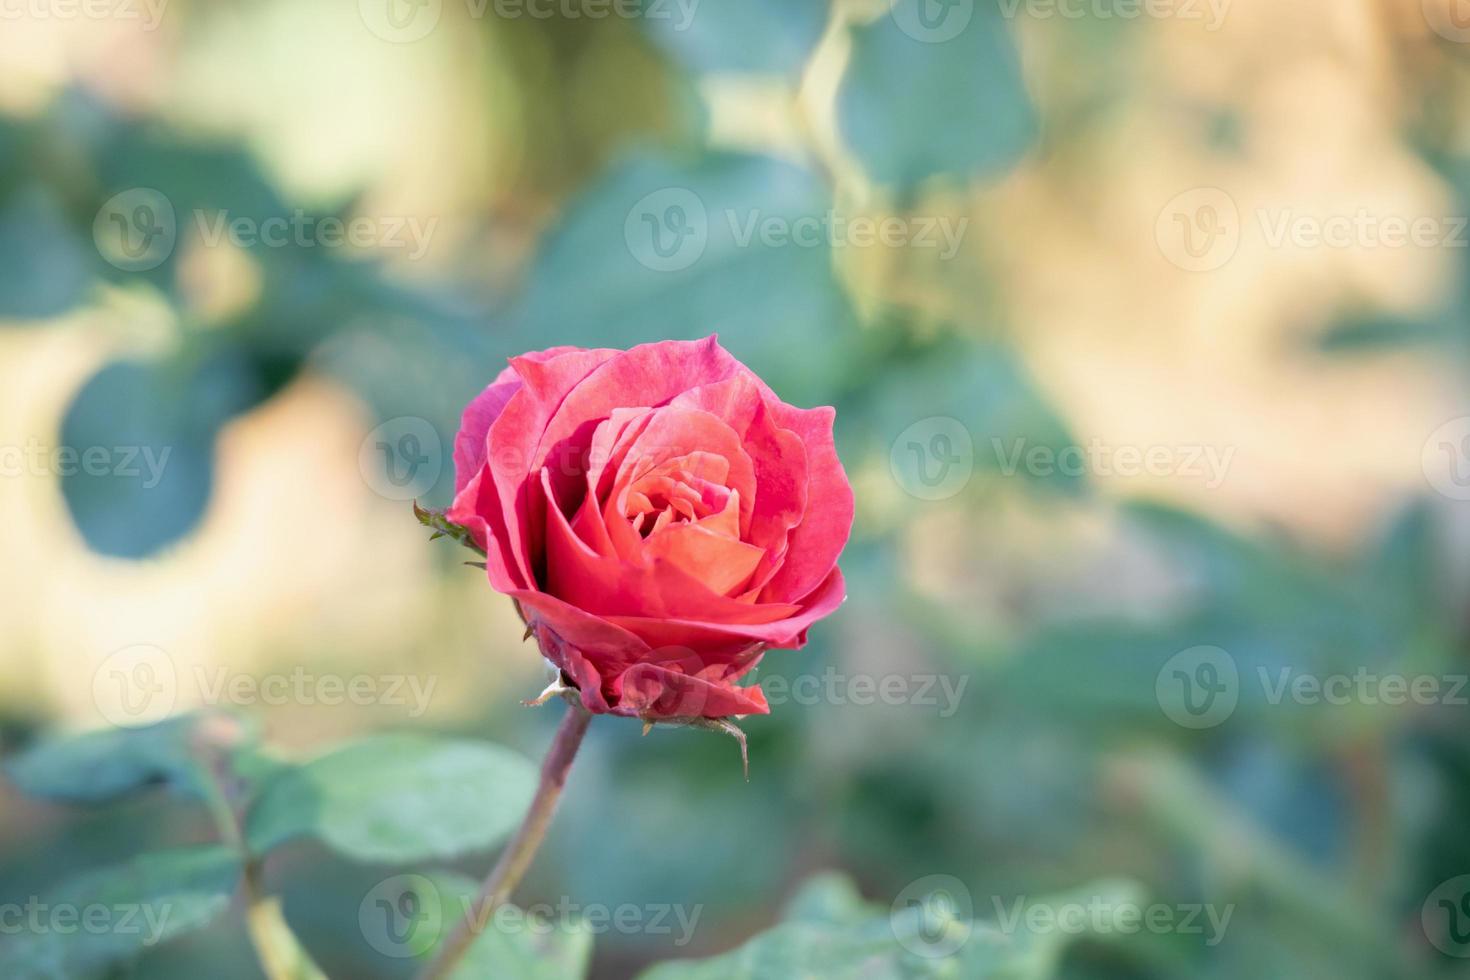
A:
428,872,596,980
642,0,830,77
245,734,539,863
638,873,1144,979
837,3,1036,188
0,846,242,980
513,151,857,405
4,716,213,804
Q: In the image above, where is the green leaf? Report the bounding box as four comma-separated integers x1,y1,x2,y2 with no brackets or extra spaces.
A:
245,735,539,863
638,873,1142,979
643,0,830,77
3,715,233,805
350,871,593,976
0,845,242,980
837,2,1035,188
60,351,265,559
433,872,594,980
514,151,857,406
0,185,93,320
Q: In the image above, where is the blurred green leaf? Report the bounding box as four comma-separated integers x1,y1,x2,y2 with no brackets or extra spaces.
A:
637,872,1143,979
245,735,538,863
0,845,241,980
60,351,265,559
642,0,830,77
514,151,856,405
837,2,1035,188
426,872,594,980
3,715,231,805
865,335,1084,495
0,185,93,320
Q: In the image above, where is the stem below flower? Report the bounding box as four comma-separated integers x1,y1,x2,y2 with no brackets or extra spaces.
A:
416,698,593,980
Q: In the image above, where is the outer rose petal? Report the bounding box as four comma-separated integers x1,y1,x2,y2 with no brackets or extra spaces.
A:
452,345,590,494
760,404,854,604
614,663,769,719
487,348,620,587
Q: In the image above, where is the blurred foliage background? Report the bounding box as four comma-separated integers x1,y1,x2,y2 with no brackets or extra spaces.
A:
3,0,1470,977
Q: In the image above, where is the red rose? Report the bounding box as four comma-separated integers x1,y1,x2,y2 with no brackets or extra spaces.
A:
447,336,853,721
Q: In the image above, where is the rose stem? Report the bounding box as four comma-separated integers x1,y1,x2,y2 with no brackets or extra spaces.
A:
416,697,594,980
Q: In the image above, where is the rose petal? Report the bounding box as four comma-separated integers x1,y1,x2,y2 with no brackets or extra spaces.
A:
486,348,618,587
760,404,853,604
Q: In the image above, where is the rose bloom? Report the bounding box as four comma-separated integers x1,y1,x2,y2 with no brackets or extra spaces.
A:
448,337,853,720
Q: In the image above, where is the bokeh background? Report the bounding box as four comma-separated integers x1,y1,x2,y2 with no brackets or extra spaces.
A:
3,0,1470,977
